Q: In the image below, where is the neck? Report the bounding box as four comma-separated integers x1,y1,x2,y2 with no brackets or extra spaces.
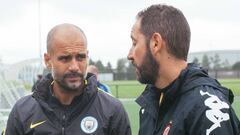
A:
52,82,83,105
155,59,187,89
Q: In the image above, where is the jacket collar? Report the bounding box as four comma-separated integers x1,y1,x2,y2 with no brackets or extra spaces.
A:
32,73,99,109
135,63,209,118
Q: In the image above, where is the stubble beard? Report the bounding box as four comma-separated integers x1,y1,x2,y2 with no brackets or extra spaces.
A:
54,72,85,93
135,45,159,85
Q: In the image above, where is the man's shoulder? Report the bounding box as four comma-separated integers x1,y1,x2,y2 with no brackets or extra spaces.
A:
96,90,123,108
15,94,34,104
177,85,231,114
97,82,111,93
175,84,240,135
12,94,38,113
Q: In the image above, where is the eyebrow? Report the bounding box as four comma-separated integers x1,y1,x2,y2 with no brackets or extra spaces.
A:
57,55,71,60
131,35,136,41
77,53,87,58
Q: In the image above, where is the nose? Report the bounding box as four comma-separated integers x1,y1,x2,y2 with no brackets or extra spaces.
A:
69,58,79,72
127,48,133,60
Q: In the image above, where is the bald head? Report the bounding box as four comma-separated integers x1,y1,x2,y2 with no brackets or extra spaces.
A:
87,65,99,75
46,23,87,54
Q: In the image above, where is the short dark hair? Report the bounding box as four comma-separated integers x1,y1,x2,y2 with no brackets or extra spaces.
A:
137,4,191,60
46,23,87,53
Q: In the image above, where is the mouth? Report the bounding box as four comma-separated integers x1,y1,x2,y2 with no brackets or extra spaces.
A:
131,61,137,67
65,76,81,82
64,73,83,82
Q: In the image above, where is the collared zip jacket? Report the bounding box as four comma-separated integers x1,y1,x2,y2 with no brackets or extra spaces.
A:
136,63,240,135
5,73,131,135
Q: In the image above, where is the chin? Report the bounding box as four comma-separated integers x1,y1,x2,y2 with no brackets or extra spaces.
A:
68,83,81,89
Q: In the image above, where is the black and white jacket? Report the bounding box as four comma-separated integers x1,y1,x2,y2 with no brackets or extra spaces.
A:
136,63,240,135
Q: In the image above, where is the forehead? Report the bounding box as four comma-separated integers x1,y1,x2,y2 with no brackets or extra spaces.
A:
131,19,145,41
131,19,143,39
50,30,87,55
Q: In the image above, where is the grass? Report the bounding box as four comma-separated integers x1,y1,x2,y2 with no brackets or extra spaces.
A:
219,79,240,96
122,99,140,135
232,97,240,118
105,79,240,98
106,80,146,98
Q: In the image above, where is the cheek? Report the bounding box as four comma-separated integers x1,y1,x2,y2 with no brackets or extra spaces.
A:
51,63,66,75
79,62,88,73
135,48,146,61
51,66,61,78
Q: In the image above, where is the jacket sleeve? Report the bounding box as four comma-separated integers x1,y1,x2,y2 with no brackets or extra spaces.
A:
187,88,240,135
109,102,132,135
5,103,24,135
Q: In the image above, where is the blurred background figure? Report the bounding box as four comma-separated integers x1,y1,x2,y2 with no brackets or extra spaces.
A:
32,74,43,92
87,65,111,94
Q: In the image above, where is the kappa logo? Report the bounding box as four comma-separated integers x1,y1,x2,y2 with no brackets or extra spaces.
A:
80,116,98,134
30,120,46,129
200,90,230,135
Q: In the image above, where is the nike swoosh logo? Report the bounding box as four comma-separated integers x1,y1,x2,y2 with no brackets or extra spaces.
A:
30,120,46,129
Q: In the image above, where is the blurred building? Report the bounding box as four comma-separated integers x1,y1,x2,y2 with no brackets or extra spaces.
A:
1,58,44,85
187,50,240,66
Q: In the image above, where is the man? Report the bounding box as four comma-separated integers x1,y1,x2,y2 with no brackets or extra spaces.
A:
87,65,111,94
127,4,240,135
5,23,131,135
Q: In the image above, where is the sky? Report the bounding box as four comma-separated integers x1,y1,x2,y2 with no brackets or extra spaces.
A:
0,0,239,68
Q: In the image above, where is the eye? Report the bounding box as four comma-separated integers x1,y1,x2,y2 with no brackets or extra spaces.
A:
132,42,136,46
76,53,87,61
58,55,72,62
132,39,137,47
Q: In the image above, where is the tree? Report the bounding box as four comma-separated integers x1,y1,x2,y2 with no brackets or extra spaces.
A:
232,61,240,78
232,61,240,70
105,62,113,73
211,54,221,70
95,60,105,73
89,58,95,65
192,57,199,66
115,58,127,80
201,54,210,69
126,61,136,80
210,54,221,78
116,58,127,73
221,59,230,70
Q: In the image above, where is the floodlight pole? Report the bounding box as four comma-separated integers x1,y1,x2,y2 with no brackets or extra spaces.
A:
38,0,43,68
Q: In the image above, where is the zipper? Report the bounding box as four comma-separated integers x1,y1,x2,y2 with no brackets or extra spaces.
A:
62,114,66,135
159,92,164,106
154,92,164,134
62,127,65,135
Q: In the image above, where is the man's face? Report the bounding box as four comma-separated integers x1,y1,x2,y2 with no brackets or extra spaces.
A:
127,19,159,84
45,32,88,92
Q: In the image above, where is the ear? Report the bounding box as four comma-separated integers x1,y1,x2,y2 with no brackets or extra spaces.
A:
44,53,52,69
149,33,163,55
86,50,89,58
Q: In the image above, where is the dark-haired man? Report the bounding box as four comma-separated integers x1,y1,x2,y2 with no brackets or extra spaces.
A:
128,4,240,135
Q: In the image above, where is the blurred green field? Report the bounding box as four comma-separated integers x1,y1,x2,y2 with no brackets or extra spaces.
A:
106,79,240,98
219,79,240,96
104,79,240,135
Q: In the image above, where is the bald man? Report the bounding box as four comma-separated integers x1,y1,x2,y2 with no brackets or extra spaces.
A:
87,65,111,94
4,23,131,135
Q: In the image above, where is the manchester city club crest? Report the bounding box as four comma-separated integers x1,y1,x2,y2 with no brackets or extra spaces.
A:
80,116,98,134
